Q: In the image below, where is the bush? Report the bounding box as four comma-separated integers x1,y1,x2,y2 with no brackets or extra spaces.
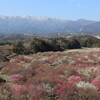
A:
92,79,100,91
30,38,54,53
73,35,100,47
0,41,12,46
13,41,25,54
0,77,6,83
10,74,26,83
30,37,81,53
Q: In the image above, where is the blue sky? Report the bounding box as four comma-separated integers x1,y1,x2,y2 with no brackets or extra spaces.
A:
0,0,99,21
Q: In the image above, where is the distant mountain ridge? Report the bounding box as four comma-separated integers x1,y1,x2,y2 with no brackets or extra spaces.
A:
0,16,99,34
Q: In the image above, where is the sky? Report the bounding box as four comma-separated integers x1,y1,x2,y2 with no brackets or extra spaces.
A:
0,0,99,21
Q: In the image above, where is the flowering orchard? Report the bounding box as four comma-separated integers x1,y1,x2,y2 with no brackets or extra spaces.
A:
0,49,100,100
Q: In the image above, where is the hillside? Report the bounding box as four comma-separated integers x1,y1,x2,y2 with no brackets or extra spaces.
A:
81,22,100,34
0,16,99,34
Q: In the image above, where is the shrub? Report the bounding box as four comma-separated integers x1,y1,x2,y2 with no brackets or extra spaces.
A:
73,35,100,47
76,81,97,90
55,82,75,99
13,41,25,54
0,84,13,100
13,85,29,95
92,79,100,91
10,74,26,83
0,77,6,83
30,38,53,53
30,37,81,54
68,74,85,84
75,87,100,100
29,86,47,100
52,37,81,51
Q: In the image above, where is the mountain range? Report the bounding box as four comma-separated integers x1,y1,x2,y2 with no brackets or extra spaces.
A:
0,16,100,34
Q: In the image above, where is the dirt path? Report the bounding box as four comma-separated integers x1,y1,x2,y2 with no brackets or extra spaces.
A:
65,48,100,52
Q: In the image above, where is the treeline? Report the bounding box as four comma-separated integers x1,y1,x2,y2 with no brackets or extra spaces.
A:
0,41,12,46
13,37,81,54
12,35,100,55
0,35,100,62
73,35,100,48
